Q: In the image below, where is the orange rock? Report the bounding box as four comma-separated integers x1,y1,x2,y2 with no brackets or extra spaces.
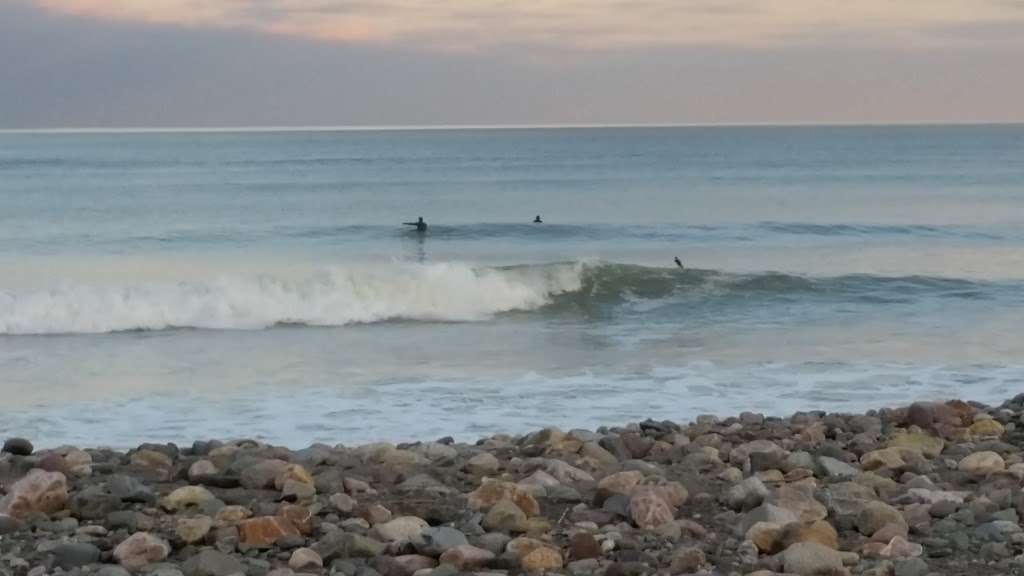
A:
778,520,839,550
130,450,173,470
238,516,300,548
520,547,563,572
945,400,976,425
275,464,314,490
278,504,313,535
746,522,783,554
467,480,540,517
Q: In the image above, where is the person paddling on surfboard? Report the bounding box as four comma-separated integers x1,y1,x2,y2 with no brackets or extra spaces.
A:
403,217,427,232
533,215,543,223
674,256,684,269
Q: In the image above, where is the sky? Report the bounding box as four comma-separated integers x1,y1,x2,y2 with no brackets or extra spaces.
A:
2,0,1024,128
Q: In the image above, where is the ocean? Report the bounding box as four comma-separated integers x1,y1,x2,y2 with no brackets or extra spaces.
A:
1,125,1022,448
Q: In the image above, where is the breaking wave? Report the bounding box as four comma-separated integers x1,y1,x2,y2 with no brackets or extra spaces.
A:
0,261,1002,335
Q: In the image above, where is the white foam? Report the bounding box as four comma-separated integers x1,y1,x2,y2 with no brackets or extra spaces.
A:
0,262,584,335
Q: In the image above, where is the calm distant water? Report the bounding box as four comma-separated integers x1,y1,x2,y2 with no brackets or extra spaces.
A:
1,125,1023,447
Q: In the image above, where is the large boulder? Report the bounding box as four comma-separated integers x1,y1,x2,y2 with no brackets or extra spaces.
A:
0,469,68,519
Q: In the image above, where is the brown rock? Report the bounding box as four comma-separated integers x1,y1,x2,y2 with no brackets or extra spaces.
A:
482,499,527,533
869,522,909,543
772,484,827,523
670,547,706,574
569,533,602,560
746,522,783,554
958,451,1006,479
376,555,436,576
114,532,170,571
358,503,393,525
860,448,909,471
505,537,551,558
130,450,173,470
214,505,252,527
520,547,563,572
238,516,300,548
857,501,906,536
439,544,495,570
275,464,315,490
278,504,314,535
36,453,71,475
878,536,923,559
596,471,643,503
467,480,540,516
778,520,839,550
0,469,68,519
175,516,213,544
905,402,959,429
629,487,675,530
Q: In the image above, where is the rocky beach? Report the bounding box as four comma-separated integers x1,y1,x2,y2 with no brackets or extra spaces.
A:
3,395,1024,576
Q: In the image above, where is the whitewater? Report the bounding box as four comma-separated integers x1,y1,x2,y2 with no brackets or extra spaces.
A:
2,125,1023,447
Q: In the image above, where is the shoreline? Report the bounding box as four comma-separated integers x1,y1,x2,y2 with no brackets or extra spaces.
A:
2,395,1023,576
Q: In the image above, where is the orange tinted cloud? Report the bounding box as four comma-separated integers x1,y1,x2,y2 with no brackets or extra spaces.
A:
31,0,1024,48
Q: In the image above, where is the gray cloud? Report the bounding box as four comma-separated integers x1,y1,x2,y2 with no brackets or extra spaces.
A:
2,1,1023,128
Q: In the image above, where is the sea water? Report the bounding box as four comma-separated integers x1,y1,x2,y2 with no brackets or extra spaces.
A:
1,125,1022,447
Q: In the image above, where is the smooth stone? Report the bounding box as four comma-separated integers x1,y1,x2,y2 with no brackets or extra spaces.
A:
959,451,1005,479
894,558,929,576
778,541,846,576
52,542,101,569
113,532,171,571
0,513,27,534
413,526,469,556
520,547,563,572
438,544,495,570
289,548,325,573
182,549,246,576
483,500,527,533
725,476,769,511
817,456,859,479
669,547,706,574
857,501,907,536
373,516,429,542
176,516,214,544
2,437,33,456
465,453,501,475
162,485,218,512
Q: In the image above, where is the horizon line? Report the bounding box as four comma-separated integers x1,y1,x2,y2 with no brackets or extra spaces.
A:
1,120,1022,134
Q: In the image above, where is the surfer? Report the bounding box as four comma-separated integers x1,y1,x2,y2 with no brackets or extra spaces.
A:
674,256,684,269
403,217,427,232
533,215,543,223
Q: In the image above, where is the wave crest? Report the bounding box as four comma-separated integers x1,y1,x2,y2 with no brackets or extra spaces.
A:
0,262,584,335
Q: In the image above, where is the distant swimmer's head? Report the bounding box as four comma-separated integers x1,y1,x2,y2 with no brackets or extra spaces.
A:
534,215,542,223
